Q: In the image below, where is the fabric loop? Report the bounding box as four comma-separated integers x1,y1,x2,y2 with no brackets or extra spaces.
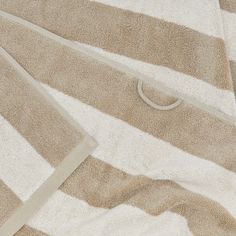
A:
137,80,182,111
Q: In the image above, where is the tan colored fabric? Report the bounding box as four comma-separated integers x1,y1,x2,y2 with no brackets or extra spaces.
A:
0,55,82,167
230,61,236,94
0,0,233,91
0,2,236,235
0,14,236,172
141,83,179,106
0,180,21,227
15,226,48,236
60,156,236,236
0,49,96,235
220,0,236,13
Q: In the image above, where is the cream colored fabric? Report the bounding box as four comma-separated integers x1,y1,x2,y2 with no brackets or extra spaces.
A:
1,0,236,117
0,48,96,235
219,0,236,95
0,1,236,236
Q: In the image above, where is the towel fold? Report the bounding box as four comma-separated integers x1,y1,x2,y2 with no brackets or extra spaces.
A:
0,48,96,236
1,0,236,116
0,1,236,235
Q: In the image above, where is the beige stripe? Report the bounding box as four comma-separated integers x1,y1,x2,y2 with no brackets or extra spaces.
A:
0,14,235,172
0,136,96,236
220,0,236,13
0,48,96,236
0,180,21,227
2,10,236,121
41,64,236,172
0,54,82,167
0,0,232,90
60,157,236,235
15,226,48,236
230,60,236,94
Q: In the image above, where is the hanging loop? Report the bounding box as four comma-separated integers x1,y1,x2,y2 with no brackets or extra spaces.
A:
137,80,182,111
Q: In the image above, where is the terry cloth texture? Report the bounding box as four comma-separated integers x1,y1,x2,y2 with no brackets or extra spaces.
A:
0,48,97,235
0,1,236,236
219,0,236,95
1,0,236,117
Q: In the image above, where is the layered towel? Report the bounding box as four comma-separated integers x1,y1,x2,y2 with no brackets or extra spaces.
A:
0,1,236,236
1,0,236,116
0,48,97,235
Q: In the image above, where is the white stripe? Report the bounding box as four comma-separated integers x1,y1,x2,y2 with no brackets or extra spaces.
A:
0,115,54,201
90,0,224,38
1,10,236,119
73,41,236,117
222,10,236,62
28,190,193,236
43,84,236,218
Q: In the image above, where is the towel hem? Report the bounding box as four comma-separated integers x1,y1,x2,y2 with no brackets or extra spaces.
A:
0,136,96,236
0,47,97,236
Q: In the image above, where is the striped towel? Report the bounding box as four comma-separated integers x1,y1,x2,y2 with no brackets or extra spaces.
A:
0,48,96,235
0,1,236,235
1,0,236,116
